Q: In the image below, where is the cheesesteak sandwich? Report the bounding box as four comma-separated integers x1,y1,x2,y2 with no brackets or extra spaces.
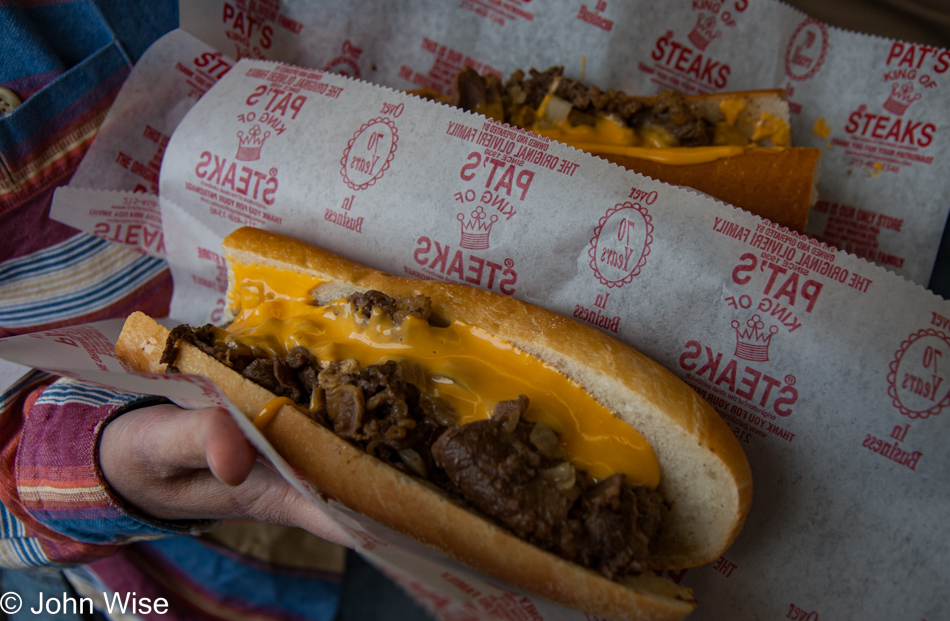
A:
431,66,820,233
116,227,752,620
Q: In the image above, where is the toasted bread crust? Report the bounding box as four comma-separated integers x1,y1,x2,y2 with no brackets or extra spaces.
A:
116,228,754,620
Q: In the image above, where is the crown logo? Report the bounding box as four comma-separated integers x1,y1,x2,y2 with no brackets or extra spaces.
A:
687,14,722,51
882,81,922,116
731,314,779,362
235,124,270,161
457,206,498,250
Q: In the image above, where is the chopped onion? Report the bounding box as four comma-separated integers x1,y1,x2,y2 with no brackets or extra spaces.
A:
396,359,427,392
365,436,384,455
338,358,360,374
397,448,428,479
385,425,407,442
509,85,526,106
391,399,409,420
308,387,325,413
541,462,576,491
365,391,388,411
542,95,573,126
529,421,561,458
422,393,458,428
326,384,363,424
501,408,520,434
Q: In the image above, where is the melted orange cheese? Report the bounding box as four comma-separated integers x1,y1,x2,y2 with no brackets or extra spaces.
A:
531,113,746,164
531,93,792,164
550,141,747,164
256,396,296,430
752,112,790,146
719,98,747,127
813,117,831,141
536,115,638,147
223,261,660,488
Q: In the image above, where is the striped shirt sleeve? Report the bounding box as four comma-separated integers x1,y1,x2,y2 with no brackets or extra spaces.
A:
0,231,171,334
1,373,211,568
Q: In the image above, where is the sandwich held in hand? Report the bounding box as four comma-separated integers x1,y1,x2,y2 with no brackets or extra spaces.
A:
427,66,820,233
116,227,752,621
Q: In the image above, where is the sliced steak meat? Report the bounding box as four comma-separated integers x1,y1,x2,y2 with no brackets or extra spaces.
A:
649,89,713,146
451,66,505,120
432,396,664,580
347,290,432,324
450,65,714,147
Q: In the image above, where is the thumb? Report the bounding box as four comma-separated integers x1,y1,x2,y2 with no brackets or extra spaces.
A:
101,403,353,542
144,405,257,486
199,408,258,486
102,404,257,494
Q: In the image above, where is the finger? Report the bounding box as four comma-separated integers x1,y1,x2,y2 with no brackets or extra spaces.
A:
101,404,356,544
283,495,355,548
146,407,255,482
101,405,256,513
201,408,257,486
176,460,354,546
239,470,355,547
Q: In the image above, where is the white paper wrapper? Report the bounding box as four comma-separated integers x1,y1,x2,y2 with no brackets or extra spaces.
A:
50,189,166,258
178,0,950,286
149,57,950,620
48,29,233,246
70,28,231,194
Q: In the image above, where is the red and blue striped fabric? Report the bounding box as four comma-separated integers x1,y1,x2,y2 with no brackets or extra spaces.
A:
0,1,132,215
0,0,177,337
0,370,54,569
15,378,197,546
1,376,195,566
0,229,171,335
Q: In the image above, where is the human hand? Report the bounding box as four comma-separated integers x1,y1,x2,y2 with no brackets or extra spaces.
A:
99,403,352,546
